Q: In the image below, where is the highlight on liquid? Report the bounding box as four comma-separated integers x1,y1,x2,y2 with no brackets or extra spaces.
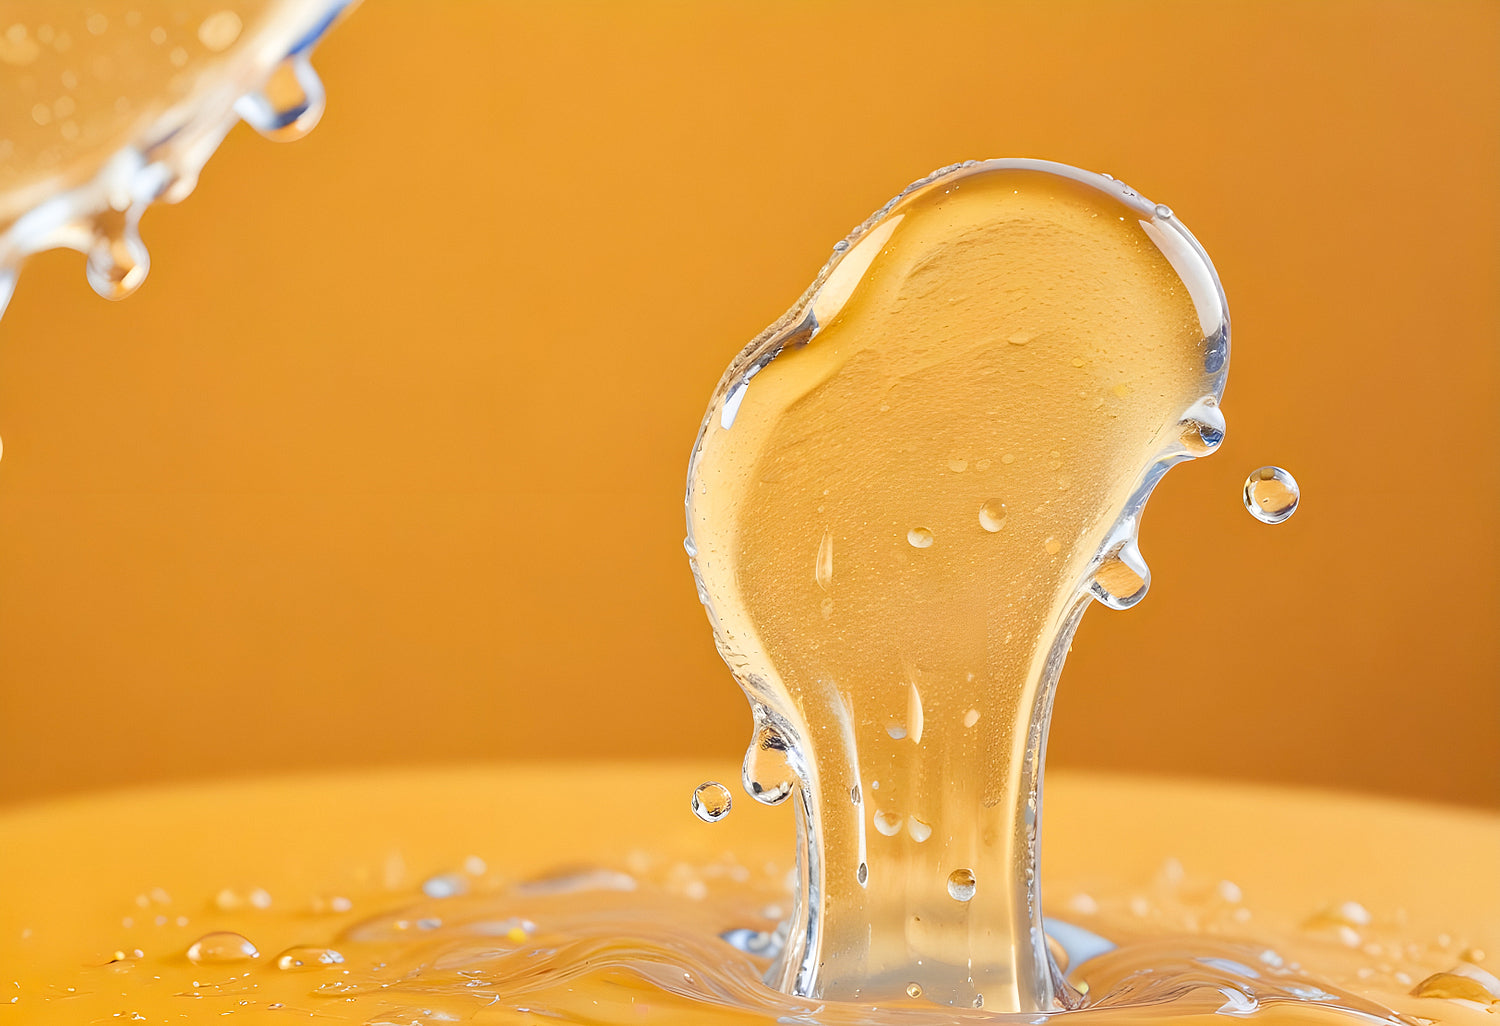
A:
686,159,1230,1010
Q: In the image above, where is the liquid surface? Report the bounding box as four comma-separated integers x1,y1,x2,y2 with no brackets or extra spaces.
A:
686,160,1229,1009
1,766,1496,1025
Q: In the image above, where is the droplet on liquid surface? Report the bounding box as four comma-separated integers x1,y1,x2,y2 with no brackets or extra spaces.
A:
947,868,977,901
691,781,733,823
1243,466,1300,524
186,931,258,964
907,527,934,548
276,946,344,971
978,500,1007,532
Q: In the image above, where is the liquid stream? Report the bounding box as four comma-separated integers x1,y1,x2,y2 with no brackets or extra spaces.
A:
687,159,1230,1009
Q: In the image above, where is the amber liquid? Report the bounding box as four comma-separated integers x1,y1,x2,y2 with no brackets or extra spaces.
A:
689,162,1227,1008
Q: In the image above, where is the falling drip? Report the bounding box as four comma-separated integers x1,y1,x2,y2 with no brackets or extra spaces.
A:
235,55,327,141
1177,397,1226,456
742,722,796,806
1090,539,1150,610
84,208,150,300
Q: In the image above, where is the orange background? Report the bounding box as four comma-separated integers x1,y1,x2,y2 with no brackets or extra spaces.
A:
0,1,1495,809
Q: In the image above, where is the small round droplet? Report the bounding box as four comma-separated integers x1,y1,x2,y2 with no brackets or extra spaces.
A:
978,500,1007,533
907,527,934,548
1243,466,1299,524
873,810,902,836
691,781,733,823
906,982,923,999
907,816,933,842
1043,537,1062,555
947,868,977,902
1154,204,1174,219
276,946,344,971
186,931,258,964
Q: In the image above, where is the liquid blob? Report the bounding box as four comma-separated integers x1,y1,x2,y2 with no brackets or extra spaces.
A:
693,781,735,823
687,159,1229,1010
1244,466,1301,524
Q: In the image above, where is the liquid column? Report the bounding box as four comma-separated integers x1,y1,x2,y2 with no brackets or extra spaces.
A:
687,160,1230,1011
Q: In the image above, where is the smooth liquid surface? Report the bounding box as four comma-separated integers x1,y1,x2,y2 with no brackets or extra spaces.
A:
687,161,1228,1008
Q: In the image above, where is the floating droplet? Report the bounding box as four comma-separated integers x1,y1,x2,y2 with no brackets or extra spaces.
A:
978,500,1007,533
814,531,834,589
1154,204,1174,219
906,982,923,999
186,931,258,964
276,946,344,971
907,527,934,548
742,725,796,805
947,868,977,902
691,781,733,823
235,55,325,141
1243,466,1299,524
1043,537,1062,556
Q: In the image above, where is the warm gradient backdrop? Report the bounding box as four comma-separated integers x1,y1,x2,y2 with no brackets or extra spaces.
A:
1,1,1496,808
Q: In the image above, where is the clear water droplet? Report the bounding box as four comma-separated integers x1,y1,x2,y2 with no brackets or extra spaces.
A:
1243,466,1299,524
742,725,796,806
235,55,325,141
947,868,977,902
907,527,934,548
186,931,258,964
275,946,344,971
691,781,733,823
978,500,1007,532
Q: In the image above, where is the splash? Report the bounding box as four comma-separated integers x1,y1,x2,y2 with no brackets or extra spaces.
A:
0,0,357,318
686,159,1229,1010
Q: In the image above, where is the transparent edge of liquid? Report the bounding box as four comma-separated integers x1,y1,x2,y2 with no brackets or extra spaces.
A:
0,0,359,320
684,158,1232,1011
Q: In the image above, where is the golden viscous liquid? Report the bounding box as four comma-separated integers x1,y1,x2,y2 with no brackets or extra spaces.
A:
1,766,1497,1025
687,159,1228,1010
